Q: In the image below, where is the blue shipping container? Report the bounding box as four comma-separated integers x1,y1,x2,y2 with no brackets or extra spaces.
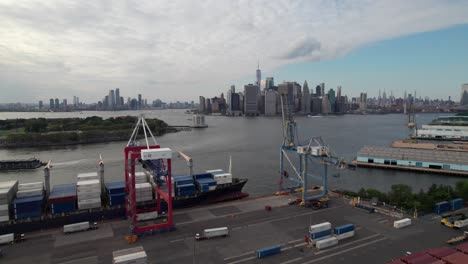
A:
256,245,281,259
193,173,213,180
106,181,126,195
434,201,450,215
450,198,464,211
174,176,194,186
109,193,126,206
334,224,354,235
51,201,76,214
310,229,332,240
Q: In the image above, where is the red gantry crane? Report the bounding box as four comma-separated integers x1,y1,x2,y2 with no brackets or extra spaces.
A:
125,116,174,235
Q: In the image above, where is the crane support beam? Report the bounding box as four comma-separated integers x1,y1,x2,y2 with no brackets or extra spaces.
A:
178,151,193,177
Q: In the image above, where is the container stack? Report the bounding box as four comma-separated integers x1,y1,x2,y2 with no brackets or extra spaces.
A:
135,183,153,202
49,184,77,214
13,195,44,220
106,181,126,207
16,182,44,198
0,181,18,222
174,176,195,197
77,172,99,181
112,246,148,264
334,224,355,240
195,178,217,192
76,179,101,210
135,172,148,184
309,222,333,245
434,201,451,215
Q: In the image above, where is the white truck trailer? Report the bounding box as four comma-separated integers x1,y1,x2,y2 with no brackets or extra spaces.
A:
63,221,98,234
195,227,229,241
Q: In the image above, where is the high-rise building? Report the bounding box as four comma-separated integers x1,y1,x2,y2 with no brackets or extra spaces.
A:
63,99,67,110
311,97,322,114
230,93,241,113
244,84,258,116
138,94,142,110
265,77,274,90
49,99,54,110
302,81,310,114
293,82,302,112
256,62,261,96
461,84,468,105
38,101,43,109
328,89,336,113
321,96,331,114
265,90,277,116
206,98,212,113
115,88,120,106
315,85,321,96
278,82,294,107
199,96,206,113
54,98,59,110
108,90,115,109
320,83,325,97
359,93,367,111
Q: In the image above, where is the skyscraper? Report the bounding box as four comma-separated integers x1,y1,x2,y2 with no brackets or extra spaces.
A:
54,98,59,110
38,100,43,109
328,89,336,113
302,81,311,114
108,90,115,109
63,99,67,110
265,90,277,116
256,62,261,96
199,96,206,113
359,93,367,111
265,77,274,90
461,84,468,105
138,94,142,110
244,84,258,116
49,98,54,110
320,83,325,96
278,82,294,107
315,85,321,96
115,88,120,107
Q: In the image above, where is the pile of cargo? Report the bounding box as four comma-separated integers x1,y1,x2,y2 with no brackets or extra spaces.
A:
112,246,148,264
174,176,196,196
49,184,77,214
308,222,355,249
0,181,18,222
13,182,44,220
206,169,232,185
106,181,126,207
194,173,217,192
435,198,464,215
76,173,102,210
386,243,468,264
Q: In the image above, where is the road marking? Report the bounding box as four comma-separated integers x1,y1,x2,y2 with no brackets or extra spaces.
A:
59,256,99,264
170,238,186,243
281,257,303,264
379,219,388,224
315,234,381,255
226,256,256,264
288,238,303,244
303,237,388,263
224,251,255,261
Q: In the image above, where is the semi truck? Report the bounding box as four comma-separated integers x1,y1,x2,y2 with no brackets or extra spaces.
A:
195,227,229,241
0,233,25,245
63,221,98,234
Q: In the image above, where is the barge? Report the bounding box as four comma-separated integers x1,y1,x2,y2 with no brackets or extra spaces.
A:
0,158,44,171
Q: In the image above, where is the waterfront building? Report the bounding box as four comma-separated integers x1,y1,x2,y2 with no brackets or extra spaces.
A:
256,63,261,96
108,90,115,110
206,98,212,113
244,84,258,116
461,84,468,105
311,97,322,114
327,89,336,113
265,90,277,116
38,100,43,109
115,88,120,107
199,96,206,113
138,94,142,110
359,93,367,111
54,98,59,110
302,81,311,114
416,125,468,140
49,98,54,110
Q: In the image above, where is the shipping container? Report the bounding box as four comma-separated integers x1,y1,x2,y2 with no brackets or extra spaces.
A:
334,224,355,235
450,198,464,211
256,245,281,259
109,193,126,207
434,201,451,215
309,222,332,233
206,169,224,175
454,219,468,229
455,241,468,254
394,218,411,229
426,247,457,259
173,176,194,186
16,188,44,198
203,227,229,238
106,182,126,195
400,252,428,263
18,182,43,191
213,173,233,185
0,233,14,245
316,236,338,249
137,211,158,221
442,252,468,264
407,254,437,264
113,251,148,264
335,230,355,240
310,229,333,240
77,172,99,181
193,173,213,180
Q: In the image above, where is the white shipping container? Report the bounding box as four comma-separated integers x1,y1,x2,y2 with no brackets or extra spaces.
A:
113,251,147,264
0,215,9,222
77,188,101,195
78,198,101,204
335,230,355,240
135,183,151,189
213,173,232,184
64,222,90,233
18,182,43,191
455,219,468,228
78,202,101,210
113,246,145,258
309,222,332,234
309,235,332,245
77,192,101,200
77,179,100,187
316,236,338,249
0,233,14,244
0,208,8,216
203,227,229,238
393,218,412,229
16,188,43,198
136,196,153,202
0,181,18,190
206,169,224,175
77,172,99,181
0,204,8,210
137,211,158,221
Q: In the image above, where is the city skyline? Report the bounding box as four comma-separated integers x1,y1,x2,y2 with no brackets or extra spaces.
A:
1,1,468,103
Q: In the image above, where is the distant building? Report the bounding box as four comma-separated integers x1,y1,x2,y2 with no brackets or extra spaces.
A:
206,98,212,113
38,100,43,109
138,94,142,110
230,93,241,114
315,85,321,96
278,82,294,108
63,99,67,110
256,63,261,96
54,98,59,110
321,96,331,114
265,77,274,90
311,97,322,114
461,84,468,105
301,81,310,114
115,88,120,107
265,90,277,116
328,89,336,113
320,83,325,97
199,96,206,113
108,90,115,109
244,84,258,116
359,93,367,111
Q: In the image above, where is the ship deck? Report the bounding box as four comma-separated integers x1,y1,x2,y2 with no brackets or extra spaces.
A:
0,192,463,264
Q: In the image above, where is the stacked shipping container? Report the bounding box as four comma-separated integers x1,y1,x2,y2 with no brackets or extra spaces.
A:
0,181,18,222
106,181,126,207
13,182,44,220
174,176,195,196
334,224,355,240
49,184,77,214
77,179,101,210
135,183,153,202
309,222,332,244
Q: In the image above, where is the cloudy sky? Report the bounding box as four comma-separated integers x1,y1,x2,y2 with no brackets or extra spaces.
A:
1,0,468,103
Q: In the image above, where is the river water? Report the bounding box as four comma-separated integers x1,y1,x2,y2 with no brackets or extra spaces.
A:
0,110,462,197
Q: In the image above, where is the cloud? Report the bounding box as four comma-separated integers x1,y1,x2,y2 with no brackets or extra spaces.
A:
0,0,467,102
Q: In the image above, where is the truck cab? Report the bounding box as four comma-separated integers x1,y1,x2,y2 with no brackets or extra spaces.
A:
90,222,99,230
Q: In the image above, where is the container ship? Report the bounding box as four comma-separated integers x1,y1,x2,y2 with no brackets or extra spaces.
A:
0,161,248,234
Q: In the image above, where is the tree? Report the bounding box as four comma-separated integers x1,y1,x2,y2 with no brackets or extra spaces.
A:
388,184,413,209
455,181,468,201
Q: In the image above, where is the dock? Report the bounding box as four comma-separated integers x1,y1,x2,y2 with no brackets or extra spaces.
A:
354,146,468,176
0,193,461,263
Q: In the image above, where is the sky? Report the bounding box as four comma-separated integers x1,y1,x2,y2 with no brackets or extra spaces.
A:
0,0,468,104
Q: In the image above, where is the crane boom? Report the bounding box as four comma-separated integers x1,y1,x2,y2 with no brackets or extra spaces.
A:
178,151,193,177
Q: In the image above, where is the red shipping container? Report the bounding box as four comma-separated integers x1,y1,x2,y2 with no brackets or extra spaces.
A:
442,252,468,264
426,247,457,259
409,255,438,264
455,242,468,254
401,252,430,263
386,259,405,264
430,260,446,264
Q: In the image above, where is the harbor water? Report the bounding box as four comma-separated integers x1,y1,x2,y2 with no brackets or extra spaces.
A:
0,110,463,196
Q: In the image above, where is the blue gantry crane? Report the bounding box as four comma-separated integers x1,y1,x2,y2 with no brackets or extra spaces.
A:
278,89,347,203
